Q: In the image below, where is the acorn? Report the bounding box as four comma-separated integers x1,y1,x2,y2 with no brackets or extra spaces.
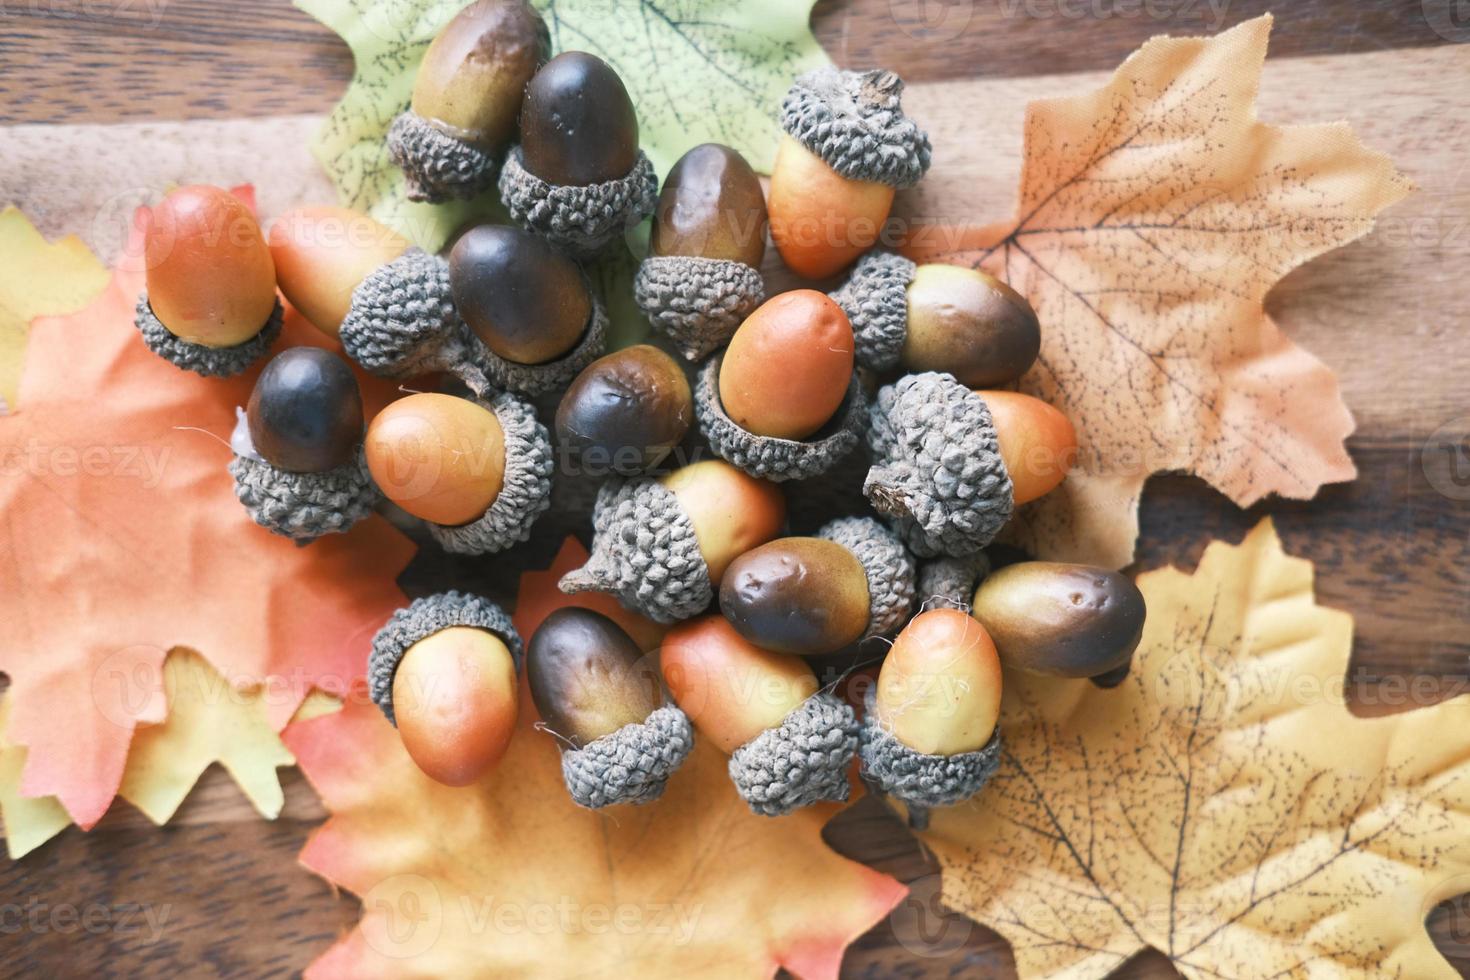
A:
661,615,858,816
695,290,867,482
859,608,1003,826
133,185,283,377
972,562,1146,687
498,51,658,258
555,344,693,476
719,517,915,657
339,248,466,381
364,390,553,554
228,348,378,540
634,143,768,360
559,459,785,623
830,252,1040,386
369,592,522,786
387,0,550,203
864,372,1077,557
768,68,931,280
268,206,410,339
449,225,608,395
527,608,693,808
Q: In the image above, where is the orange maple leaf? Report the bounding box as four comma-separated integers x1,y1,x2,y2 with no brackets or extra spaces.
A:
285,538,905,979
904,15,1411,568
0,193,415,829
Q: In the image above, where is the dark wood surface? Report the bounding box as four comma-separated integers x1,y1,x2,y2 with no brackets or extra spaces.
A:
2,1,1469,977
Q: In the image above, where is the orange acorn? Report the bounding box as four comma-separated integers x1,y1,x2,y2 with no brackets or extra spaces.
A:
268,206,409,338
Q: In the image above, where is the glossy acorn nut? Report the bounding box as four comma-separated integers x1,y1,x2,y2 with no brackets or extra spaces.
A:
229,348,377,540
560,459,785,623
387,0,549,202
555,344,693,476
661,615,858,816
830,252,1040,386
719,517,915,657
369,592,522,787
528,608,693,808
769,68,931,279
498,52,657,258
268,206,409,338
635,144,768,361
859,609,1004,825
134,185,283,377
365,390,554,555
972,561,1146,684
865,372,1076,557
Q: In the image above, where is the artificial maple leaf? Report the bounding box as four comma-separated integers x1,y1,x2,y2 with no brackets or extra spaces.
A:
904,16,1411,568
0,200,415,829
0,207,110,412
286,538,904,979
0,697,69,859
910,518,1470,979
294,0,829,251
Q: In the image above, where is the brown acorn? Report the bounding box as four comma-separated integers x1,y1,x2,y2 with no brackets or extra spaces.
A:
268,206,409,339
555,344,693,475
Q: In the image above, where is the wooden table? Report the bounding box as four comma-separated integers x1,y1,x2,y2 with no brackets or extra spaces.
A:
2,1,1467,976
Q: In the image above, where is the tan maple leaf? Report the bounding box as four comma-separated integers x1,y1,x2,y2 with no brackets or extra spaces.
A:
904,16,1411,568
908,518,1470,979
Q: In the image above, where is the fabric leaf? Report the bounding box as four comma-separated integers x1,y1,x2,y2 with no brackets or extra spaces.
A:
904,15,1411,568
286,537,904,979
0,698,70,860
911,518,1470,979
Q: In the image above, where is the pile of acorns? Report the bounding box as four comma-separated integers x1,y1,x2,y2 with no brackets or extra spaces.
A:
132,0,1145,821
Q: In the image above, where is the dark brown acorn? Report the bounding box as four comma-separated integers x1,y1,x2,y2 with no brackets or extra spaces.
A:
527,608,661,747
719,537,870,656
519,51,639,186
246,348,363,473
650,143,767,268
903,265,1040,388
449,224,592,364
555,345,693,475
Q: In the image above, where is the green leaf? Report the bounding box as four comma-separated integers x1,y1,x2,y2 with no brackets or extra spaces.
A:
295,0,829,253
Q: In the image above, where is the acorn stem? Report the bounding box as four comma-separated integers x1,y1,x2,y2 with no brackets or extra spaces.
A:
864,474,914,520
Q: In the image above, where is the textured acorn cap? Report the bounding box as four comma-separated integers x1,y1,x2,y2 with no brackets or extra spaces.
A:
229,450,379,543
828,250,916,372
558,704,694,809
134,292,282,378
425,391,555,555
498,145,658,259
465,285,610,397
368,591,522,727
816,516,915,639
916,553,992,610
728,691,859,817
780,67,932,190
865,372,1014,558
633,255,765,362
340,249,469,379
387,110,500,204
558,478,712,624
859,689,1001,826
694,354,867,483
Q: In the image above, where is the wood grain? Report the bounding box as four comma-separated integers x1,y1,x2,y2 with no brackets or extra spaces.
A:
1,3,1468,979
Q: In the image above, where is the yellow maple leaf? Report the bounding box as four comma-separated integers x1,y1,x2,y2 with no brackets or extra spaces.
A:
0,207,110,412
909,518,1470,978
0,698,70,859
905,16,1412,568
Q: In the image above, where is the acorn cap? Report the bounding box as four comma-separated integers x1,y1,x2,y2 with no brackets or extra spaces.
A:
387,110,500,204
229,450,379,543
134,292,282,378
368,591,522,727
340,249,469,380
558,478,712,624
558,703,694,809
865,372,1014,558
828,250,917,372
816,516,915,639
693,354,867,483
498,145,658,259
466,284,610,397
780,67,932,190
425,391,554,555
859,689,1001,820
728,691,859,817
633,255,765,362
916,553,992,610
